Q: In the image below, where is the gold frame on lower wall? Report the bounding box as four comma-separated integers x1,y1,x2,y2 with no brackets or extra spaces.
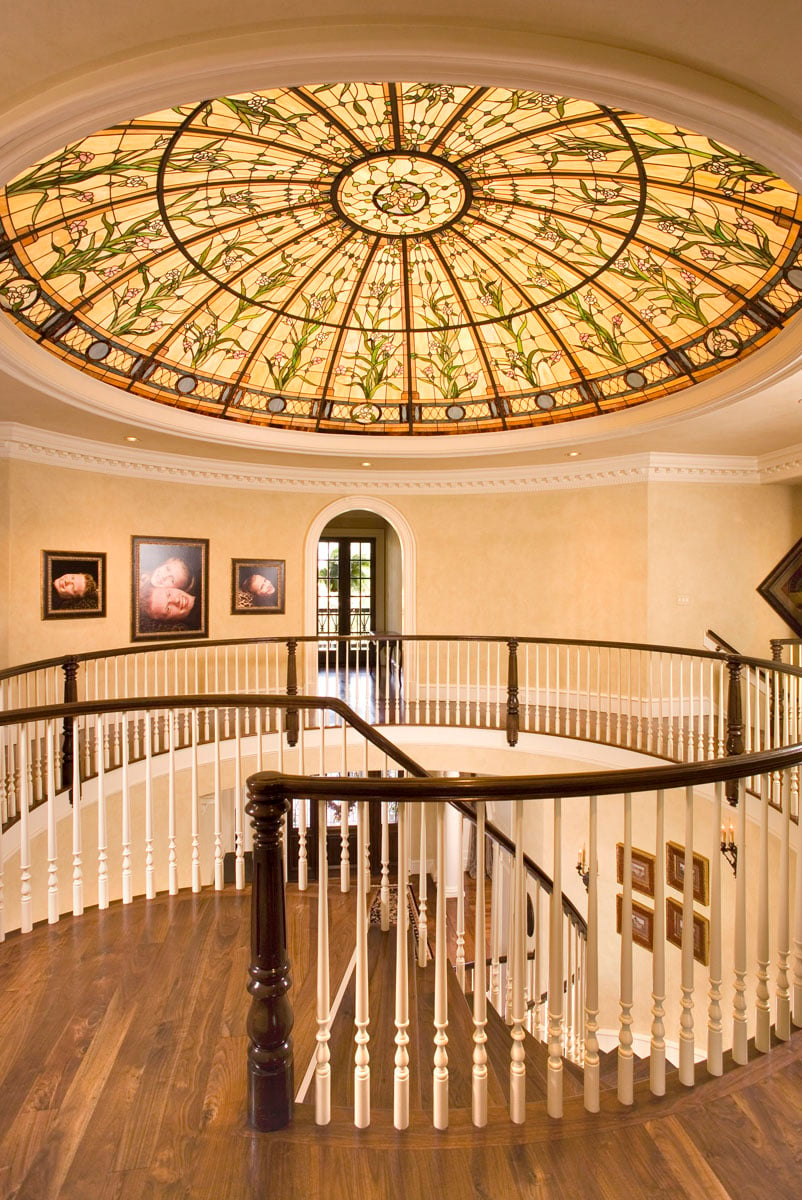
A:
616,894,654,951
666,897,710,965
666,840,710,906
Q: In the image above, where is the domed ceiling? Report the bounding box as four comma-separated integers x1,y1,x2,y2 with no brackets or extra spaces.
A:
1,82,801,436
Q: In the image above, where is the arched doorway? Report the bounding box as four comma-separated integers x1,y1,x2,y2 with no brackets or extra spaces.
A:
303,496,416,638
290,497,416,879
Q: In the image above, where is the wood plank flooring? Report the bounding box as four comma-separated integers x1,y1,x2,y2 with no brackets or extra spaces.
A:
1,886,802,1199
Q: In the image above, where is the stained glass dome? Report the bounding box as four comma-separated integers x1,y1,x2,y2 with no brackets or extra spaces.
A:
1,82,802,435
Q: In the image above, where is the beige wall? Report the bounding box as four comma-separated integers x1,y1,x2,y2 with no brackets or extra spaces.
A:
0,459,8,667
645,482,801,653
1,458,800,668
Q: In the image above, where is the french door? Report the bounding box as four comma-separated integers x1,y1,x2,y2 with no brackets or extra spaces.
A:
317,537,376,666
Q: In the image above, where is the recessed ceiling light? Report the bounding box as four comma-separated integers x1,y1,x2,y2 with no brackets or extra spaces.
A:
567,450,580,457
124,435,138,443
361,460,372,467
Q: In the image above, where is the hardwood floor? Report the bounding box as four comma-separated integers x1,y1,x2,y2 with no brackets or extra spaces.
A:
1,886,801,1199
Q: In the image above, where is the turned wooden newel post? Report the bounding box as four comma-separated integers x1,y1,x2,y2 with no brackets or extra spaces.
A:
246,772,294,1131
506,638,520,747
60,655,79,797
725,656,744,806
285,639,299,748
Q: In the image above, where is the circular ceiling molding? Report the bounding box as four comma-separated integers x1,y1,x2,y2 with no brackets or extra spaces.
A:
1,81,801,437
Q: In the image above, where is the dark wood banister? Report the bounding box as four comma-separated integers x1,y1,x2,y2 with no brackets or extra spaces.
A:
8,631,802,683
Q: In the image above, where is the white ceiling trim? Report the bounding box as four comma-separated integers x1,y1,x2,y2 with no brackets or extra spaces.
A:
3,422,797,492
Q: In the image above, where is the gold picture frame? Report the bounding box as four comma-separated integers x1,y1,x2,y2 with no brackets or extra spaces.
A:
616,843,656,898
666,841,710,906
616,894,654,951
666,897,710,966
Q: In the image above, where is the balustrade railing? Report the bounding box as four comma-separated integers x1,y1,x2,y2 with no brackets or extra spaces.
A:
1,636,802,1142
3,635,802,832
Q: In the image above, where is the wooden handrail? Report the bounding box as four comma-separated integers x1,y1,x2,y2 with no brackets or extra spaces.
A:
3,693,801,799
8,631,802,683
0,693,428,780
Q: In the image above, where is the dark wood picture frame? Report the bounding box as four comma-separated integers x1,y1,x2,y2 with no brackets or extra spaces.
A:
757,535,802,637
666,841,710,906
42,550,106,620
616,894,654,951
231,559,286,614
666,897,710,966
616,843,656,898
131,536,209,642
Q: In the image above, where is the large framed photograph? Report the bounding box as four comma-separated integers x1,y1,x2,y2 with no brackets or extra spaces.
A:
616,843,656,898
666,841,710,906
666,897,710,966
757,536,802,637
42,550,106,620
131,536,208,641
231,559,285,614
616,894,654,951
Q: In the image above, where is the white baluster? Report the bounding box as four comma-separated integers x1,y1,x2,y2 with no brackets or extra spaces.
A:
547,796,563,1118
433,801,449,1129
168,712,178,895
19,728,32,934
191,711,201,893
650,788,666,1093
394,800,410,1130
707,781,723,1075
235,708,245,890
72,718,84,916
510,798,526,1123
755,773,771,1051
678,786,695,1085
213,709,223,891
96,715,108,911
793,763,802,1025
315,800,331,1125
297,796,308,893
490,839,501,1011
584,795,599,1111
455,811,465,989
732,776,748,1060
472,800,488,1126
144,711,155,900
380,800,390,932
618,792,634,1104
354,799,370,1128
121,714,132,905
775,765,791,1039
418,803,428,967
47,721,59,923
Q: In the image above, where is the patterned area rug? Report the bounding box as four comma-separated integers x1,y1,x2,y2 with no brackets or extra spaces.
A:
368,884,399,926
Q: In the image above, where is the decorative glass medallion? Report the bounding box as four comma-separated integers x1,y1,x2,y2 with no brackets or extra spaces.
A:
1,81,801,436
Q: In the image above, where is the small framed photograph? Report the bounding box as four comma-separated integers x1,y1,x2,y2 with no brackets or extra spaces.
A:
666,897,710,966
231,559,285,614
666,841,710,906
757,536,802,637
616,843,656,898
131,536,208,642
616,894,654,951
42,551,106,620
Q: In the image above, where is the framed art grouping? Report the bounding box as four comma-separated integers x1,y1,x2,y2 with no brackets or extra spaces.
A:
131,536,208,641
42,551,106,619
757,536,802,637
231,559,285,614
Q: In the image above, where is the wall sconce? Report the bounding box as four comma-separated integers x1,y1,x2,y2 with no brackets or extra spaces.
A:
720,822,737,876
576,845,589,891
